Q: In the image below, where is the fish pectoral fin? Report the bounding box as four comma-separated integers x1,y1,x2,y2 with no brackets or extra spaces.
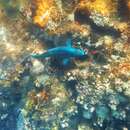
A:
65,38,72,47
62,58,70,66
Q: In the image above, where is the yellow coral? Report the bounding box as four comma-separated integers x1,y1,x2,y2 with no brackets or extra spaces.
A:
79,0,117,16
33,0,55,27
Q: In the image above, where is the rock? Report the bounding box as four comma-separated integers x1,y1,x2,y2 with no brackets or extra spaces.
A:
31,59,44,75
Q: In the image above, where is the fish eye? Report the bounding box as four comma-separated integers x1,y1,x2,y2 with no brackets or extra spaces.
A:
84,49,88,55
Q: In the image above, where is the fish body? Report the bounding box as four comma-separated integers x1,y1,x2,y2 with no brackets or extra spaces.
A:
32,46,85,59
31,39,87,65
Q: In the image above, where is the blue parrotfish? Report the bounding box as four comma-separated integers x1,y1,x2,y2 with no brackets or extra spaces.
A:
31,38,87,65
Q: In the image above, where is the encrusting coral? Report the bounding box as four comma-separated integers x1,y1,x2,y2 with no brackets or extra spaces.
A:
33,0,55,27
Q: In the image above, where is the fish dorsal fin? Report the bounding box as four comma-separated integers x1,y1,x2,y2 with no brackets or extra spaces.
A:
66,38,72,47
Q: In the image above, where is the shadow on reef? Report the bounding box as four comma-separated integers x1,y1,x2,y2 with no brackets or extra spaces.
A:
50,58,76,71
118,0,130,20
74,8,121,38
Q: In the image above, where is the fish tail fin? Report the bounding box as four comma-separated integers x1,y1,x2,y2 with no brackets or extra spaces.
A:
31,52,49,59
62,58,70,66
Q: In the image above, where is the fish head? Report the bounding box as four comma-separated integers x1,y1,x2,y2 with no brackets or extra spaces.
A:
75,49,86,57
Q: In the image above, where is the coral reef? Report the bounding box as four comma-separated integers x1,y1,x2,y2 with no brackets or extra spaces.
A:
0,0,130,130
22,78,77,130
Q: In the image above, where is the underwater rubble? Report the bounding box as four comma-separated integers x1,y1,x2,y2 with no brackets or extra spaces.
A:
0,0,130,130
